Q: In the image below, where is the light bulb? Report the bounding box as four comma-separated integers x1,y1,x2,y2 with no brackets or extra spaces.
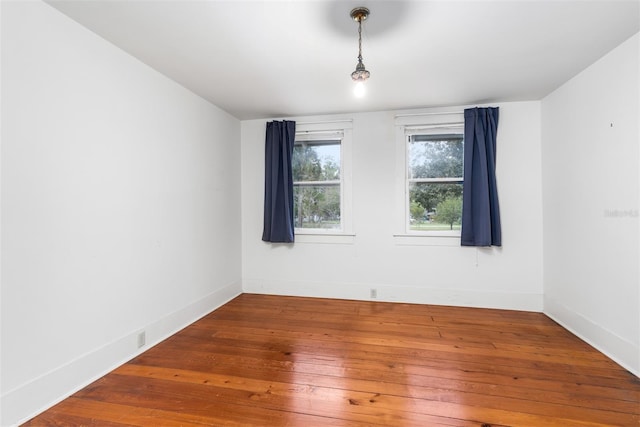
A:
354,81,366,98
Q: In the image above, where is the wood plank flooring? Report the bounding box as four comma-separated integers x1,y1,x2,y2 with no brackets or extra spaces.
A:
24,294,640,426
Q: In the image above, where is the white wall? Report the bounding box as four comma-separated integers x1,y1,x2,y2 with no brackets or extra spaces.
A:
541,33,639,376
0,2,242,425
241,102,544,311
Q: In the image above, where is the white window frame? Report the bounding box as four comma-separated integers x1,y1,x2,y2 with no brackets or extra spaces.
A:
394,112,464,241
293,121,353,243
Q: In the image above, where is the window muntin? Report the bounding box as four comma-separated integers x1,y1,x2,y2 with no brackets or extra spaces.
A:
293,138,342,231
406,128,464,233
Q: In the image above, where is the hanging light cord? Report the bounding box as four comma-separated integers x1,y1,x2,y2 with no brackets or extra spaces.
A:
357,17,364,64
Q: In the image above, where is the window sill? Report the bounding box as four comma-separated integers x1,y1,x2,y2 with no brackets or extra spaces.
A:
294,233,355,244
393,233,460,246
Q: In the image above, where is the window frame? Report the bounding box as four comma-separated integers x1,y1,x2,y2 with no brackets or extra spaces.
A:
394,113,464,239
293,121,353,240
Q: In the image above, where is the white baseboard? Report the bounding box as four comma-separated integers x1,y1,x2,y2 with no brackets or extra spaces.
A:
1,281,242,427
242,279,543,312
544,295,639,377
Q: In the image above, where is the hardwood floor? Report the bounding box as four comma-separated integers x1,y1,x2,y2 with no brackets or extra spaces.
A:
25,294,639,426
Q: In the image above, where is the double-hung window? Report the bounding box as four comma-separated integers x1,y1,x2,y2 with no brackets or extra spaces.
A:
396,115,464,237
292,126,351,235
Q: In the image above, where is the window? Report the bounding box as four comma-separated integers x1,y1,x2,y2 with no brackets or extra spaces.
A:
395,117,464,237
407,130,464,232
292,127,351,235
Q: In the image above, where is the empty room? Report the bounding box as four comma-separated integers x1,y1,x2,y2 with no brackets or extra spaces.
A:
1,0,639,425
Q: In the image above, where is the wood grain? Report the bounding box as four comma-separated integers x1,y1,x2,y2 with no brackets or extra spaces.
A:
24,294,640,426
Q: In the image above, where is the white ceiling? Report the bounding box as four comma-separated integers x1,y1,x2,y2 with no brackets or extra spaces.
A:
46,0,639,120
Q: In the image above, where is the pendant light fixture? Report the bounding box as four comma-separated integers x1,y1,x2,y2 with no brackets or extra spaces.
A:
350,7,370,98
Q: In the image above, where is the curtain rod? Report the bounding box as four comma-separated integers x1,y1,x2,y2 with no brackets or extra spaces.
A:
296,130,344,135
395,112,462,118
296,119,353,125
404,122,464,130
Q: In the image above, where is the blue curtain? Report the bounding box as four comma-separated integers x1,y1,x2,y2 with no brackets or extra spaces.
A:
461,107,501,247
262,120,296,243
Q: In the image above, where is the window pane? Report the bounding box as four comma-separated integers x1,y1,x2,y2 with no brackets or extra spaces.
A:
408,135,463,179
293,185,341,229
293,142,340,182
409,182,462,231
